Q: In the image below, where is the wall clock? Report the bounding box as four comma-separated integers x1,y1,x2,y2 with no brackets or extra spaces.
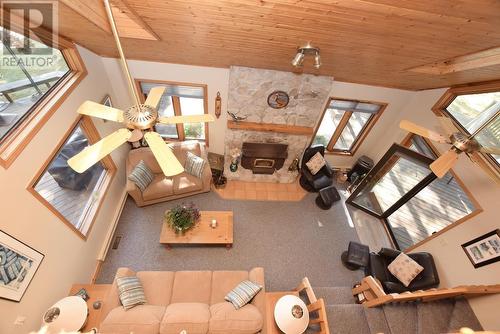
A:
267,91,289,109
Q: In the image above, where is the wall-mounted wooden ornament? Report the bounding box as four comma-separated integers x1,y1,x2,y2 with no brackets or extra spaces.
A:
215,91,222,118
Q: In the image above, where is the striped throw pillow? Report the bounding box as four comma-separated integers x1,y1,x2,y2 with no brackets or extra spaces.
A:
224,280,262,309
128,160,154,192
116,276,147,310
184,151,206,178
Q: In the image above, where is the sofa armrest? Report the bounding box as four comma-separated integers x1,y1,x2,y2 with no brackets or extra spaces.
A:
249,267,266,334
101,267,136,322
126,179,143,205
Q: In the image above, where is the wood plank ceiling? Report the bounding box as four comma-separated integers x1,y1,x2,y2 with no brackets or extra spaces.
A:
54,0,500,90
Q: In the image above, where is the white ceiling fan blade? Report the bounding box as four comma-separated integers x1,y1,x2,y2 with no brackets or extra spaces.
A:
144,132,184,176
437,116,457,136
144,86,166,109
400,120,449,144
469,152,500,185
77,101,125,123
68,128,131,173
430,149,459,178
479,146,500,155
158,114,215,124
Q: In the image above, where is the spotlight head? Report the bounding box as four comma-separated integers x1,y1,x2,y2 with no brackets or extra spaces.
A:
291,52,305,67
313,52,321,69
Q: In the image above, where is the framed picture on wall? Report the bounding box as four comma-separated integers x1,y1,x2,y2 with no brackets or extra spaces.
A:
0,230,44,302
462,229,500,268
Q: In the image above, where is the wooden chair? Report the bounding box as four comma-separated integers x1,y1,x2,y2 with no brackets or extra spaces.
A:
295,277,330,334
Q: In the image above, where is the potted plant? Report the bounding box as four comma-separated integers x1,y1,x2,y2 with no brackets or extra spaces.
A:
164,202,201,234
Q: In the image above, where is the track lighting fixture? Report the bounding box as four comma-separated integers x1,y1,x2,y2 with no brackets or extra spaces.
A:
291,42,321,68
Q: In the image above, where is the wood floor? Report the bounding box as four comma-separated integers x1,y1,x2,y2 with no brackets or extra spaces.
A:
213,179,307,202
33,172,100,228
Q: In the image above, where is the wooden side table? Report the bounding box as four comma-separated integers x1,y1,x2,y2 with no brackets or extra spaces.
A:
69,284,111,332
265,291,300,334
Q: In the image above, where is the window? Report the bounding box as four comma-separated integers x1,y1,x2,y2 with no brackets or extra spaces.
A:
0,27,70,141
387,134,481,250
138,81,208,144
28,117,116,239
313,98,386,155
434,83,500,169
0,23,86,168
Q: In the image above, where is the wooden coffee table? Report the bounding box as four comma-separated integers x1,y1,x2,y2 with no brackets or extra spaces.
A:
160,211,233,249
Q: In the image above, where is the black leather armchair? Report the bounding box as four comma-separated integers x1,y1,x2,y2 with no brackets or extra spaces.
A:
299,145,334,192
365,248,440,293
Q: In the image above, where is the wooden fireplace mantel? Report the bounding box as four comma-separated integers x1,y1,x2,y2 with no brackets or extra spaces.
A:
227,120,314,135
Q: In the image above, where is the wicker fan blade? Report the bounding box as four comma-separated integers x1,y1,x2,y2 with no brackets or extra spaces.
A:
479,146,500,155
437,116,457,136
400,120,449,143
144,132,184,177
469,152,500,184
144,86,166,109
158,114,215,124
68,128,131,173
430,149,459,178
77,101,125,123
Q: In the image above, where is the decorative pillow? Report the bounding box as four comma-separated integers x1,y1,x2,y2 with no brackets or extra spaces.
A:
116,276,147,310
185,151,206,178
224,280,262,309
388,253,424,287
128,160,154,191
305,152,326,175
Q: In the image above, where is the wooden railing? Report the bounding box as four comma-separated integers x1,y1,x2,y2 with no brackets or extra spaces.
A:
353,276,500,308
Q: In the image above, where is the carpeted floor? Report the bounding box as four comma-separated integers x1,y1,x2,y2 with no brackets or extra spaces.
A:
96,191,363,290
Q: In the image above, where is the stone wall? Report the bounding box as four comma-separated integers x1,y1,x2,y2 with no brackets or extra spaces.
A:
224,66,333,183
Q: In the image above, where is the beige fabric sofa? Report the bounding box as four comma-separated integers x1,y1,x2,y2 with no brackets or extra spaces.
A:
100,267,267,334
126,141,212,207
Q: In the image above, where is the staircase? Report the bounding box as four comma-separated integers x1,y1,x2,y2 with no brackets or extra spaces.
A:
313,286,483,334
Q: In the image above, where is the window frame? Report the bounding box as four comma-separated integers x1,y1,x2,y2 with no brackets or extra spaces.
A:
134,79,209,146
27,116,117,240
399,133,483,252
312,97,387,156
0,15,87,168
431,80,500,174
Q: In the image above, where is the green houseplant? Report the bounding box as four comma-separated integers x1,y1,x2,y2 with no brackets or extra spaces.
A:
164,202,201,234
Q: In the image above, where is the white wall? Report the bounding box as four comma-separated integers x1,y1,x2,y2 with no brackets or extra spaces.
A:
0,46,129,333
389,89,500,329
101,58,230,155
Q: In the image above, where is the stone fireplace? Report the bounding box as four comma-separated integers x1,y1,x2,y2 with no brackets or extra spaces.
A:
224,66,333,183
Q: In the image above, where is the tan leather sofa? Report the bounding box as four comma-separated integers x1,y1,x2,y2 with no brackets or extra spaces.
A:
126,141,212,207
100,267,266,334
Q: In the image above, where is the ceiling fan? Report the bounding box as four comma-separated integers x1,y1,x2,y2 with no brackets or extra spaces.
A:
67,0,214,177
399,111,500,182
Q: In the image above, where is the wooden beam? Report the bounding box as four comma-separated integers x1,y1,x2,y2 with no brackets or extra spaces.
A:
408,46,500,75
60,0,111,33
111,0,160,40
227,120,314,135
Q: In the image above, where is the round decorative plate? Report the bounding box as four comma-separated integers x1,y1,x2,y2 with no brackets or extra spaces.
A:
267,90,289,109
